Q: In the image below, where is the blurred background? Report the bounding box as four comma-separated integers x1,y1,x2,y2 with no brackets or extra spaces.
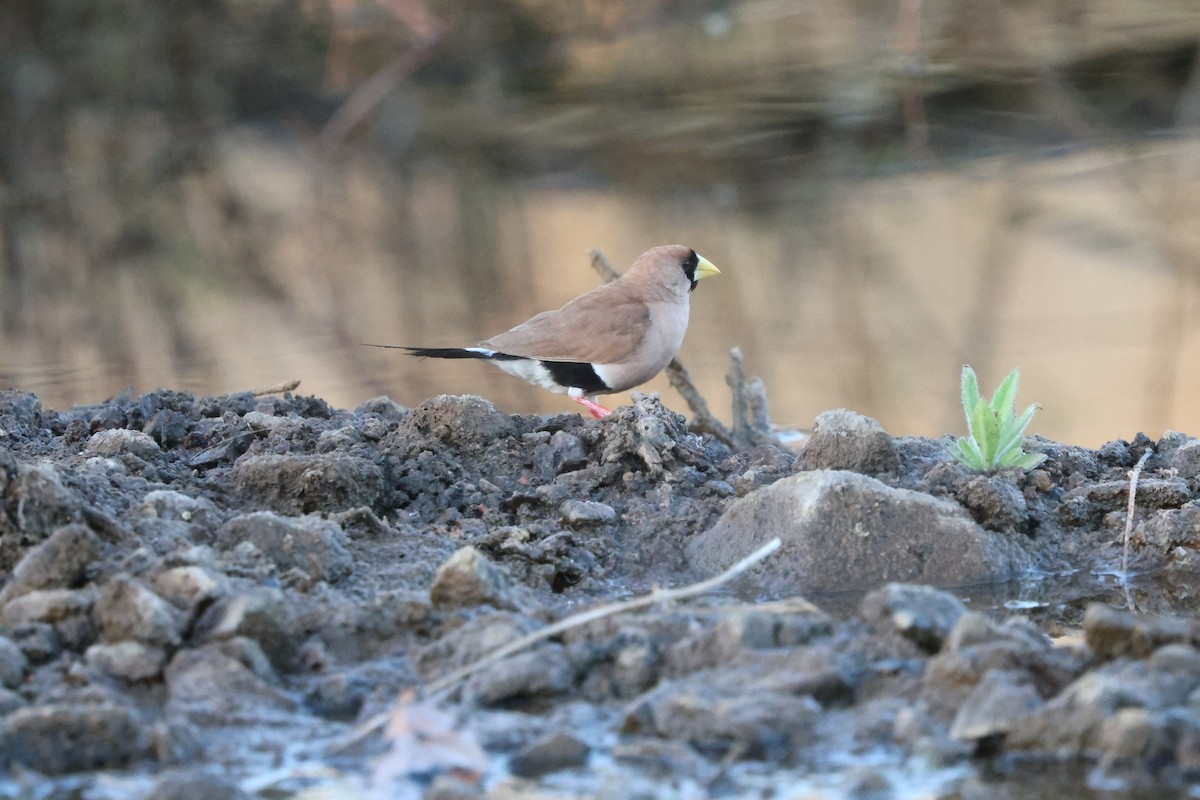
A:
1,0,1199,446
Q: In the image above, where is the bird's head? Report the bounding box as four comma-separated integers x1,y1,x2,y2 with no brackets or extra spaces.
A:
630,244,721,295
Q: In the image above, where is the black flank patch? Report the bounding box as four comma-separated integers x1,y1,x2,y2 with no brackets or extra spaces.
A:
541,360,611,394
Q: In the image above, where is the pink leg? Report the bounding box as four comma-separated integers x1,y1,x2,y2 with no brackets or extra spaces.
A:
572,396,612,419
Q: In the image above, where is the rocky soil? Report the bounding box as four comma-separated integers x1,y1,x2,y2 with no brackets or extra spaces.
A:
2,388,1200,798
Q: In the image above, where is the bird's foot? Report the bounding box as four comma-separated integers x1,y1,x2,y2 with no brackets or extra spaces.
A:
573,396,612,419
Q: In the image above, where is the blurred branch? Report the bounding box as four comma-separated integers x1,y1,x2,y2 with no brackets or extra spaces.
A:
896,0,932,161
317,0,444,156
725,346,778,450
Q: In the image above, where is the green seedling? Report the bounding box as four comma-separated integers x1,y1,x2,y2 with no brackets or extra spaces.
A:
947,366,1047,472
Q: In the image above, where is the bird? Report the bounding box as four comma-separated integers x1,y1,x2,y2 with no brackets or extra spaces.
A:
369,245,720,418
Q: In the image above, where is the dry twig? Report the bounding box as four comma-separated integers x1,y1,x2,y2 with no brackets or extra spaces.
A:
426,536,780,696
336,536,782,751
317,0,444,155
1121,448,1153,582
726,346,777,450
248,379,301,397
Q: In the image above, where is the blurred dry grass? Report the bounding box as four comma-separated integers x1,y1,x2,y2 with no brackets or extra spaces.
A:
1,0,1199,446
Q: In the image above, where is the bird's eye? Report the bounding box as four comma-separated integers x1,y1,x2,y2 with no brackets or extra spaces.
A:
681,250,699,283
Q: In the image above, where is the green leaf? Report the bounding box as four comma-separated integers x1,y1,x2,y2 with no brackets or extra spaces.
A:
989,368,1021,425
950,365,1044,473
1012,451,1048,470
994,403,1040,463
951,436,985,469
960,366,981,437
971,399,999,461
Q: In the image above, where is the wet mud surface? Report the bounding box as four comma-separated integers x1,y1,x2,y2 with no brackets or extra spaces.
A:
2,388,1200,798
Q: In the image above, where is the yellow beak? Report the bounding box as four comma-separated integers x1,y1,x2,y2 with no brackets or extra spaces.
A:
695,255,720,280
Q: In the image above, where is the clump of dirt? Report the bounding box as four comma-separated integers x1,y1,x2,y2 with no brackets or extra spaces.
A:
1,389,1199,798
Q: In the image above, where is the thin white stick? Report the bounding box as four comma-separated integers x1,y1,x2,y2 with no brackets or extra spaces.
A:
1121,449,1152,580
335,537,782,751
427,536,781,696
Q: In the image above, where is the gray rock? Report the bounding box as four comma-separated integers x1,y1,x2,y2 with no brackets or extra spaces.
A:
464,645,575,706
426,775,486,800
154,566,228,613
414,613,541,677
0,702,145,774
950,669,1043,741
0,688,26,716
304,672,366,721
2,588,88,628
137,490,220,526
213,636,277,683
599,395,700,476
0,523,101,604
143,409,191,449
946,612,1051,653
610,737,723,786
399,394,515,449
193,588,298,672
216,511,353,583
922,638,1083,722
0,391,45,438
232,453,384,515
430,546,531,612
1141,502,1200,553
861,583,967,653
1005,654,1200,755
95,575,186,648
0,461,83,571
0,637,28,689
798,409,901,475
623,681,820,760
1176,716,1200,778
509,731,590,777
1062,478,1190,516
954,474,1028,532
9,623,60,665
688,470,1029,593
666,605,835,677
1095,707,1172,773
86,428,163,461
148,769,252,800
355,395,408,421
1083,603,1199,661
606,634,659,698
548,430,588,473
559,499,617,528
86,641,167,682
165,647,296,726
242,409,289,432
1163,436,1200,480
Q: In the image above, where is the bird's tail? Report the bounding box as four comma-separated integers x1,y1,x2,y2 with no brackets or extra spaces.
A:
361,344,519,361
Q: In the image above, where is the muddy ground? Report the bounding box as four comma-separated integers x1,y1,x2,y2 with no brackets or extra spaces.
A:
2,388,1200,799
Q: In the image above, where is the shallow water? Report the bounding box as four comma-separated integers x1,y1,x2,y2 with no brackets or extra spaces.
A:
5,140,1200,450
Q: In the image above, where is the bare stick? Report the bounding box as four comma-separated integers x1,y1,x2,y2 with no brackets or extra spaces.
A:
589,248,734,444
335,537,782,750
588,248,621,282
1121,449,1153,582
248,379,301,397
428,536,780,695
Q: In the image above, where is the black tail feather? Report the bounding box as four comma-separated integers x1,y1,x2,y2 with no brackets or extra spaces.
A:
361,344,520,361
